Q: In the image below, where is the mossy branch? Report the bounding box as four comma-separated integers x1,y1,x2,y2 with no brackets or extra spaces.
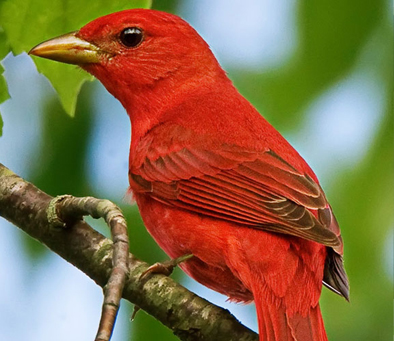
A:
0,163,258,341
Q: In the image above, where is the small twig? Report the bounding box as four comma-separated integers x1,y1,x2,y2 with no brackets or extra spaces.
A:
47,195,129,341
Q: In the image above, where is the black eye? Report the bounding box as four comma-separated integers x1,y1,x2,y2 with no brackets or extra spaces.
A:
120,27,144,48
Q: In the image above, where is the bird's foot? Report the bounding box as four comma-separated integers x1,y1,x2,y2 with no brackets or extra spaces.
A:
140,254,193,279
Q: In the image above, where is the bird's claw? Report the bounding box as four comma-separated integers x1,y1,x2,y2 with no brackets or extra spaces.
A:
140,253,193,280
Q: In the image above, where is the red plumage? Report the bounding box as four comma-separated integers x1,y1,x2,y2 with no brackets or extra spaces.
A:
37,9,350,340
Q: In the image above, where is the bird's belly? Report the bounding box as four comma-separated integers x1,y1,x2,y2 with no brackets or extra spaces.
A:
134,193,326,308
134,193,253,302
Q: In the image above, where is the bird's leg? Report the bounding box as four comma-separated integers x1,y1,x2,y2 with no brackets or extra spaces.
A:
140,254,193,279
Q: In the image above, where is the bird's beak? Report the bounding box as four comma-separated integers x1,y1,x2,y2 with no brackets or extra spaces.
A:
29,31,101,65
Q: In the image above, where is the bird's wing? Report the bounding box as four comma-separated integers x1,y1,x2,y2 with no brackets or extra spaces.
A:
130,138,342,251
130,124,349,299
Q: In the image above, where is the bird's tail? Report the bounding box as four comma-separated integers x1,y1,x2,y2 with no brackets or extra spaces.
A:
254,292,328,341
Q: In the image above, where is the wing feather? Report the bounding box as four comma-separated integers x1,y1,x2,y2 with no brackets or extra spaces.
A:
130,125,344,251
132,144,342,247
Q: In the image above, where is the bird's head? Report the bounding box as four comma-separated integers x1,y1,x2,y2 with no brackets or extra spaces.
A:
30,9,224,110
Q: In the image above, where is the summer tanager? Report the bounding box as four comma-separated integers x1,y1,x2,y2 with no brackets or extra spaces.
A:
30,9,349,340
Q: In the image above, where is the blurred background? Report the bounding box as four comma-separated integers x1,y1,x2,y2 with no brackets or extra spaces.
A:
0,0,392,340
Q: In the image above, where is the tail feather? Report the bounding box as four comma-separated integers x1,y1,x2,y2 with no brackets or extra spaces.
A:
255,293,328,341
287,305,328,341
323,248,350,301
256,298,294,341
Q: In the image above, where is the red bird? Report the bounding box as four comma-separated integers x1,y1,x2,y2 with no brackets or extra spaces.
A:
30,9,349,340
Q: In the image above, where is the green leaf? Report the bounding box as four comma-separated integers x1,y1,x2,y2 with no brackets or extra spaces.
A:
0,26,11,133
0,0,152,116
0,61,8,136
0,62,7,102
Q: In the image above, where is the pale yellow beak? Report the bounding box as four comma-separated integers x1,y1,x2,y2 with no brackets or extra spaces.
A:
29,31,101,64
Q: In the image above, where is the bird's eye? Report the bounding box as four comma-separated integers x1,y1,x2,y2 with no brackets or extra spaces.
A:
120,27,144,48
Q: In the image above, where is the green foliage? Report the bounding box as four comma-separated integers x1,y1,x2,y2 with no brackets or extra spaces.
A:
0,26,10,134
231,0,385,130
0,0,151,116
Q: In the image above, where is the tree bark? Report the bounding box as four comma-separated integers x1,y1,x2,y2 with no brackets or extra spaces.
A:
0,163,258,341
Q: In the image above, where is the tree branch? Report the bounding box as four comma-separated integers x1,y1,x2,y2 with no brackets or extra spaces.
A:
0,163,258,341
46,194,130,341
